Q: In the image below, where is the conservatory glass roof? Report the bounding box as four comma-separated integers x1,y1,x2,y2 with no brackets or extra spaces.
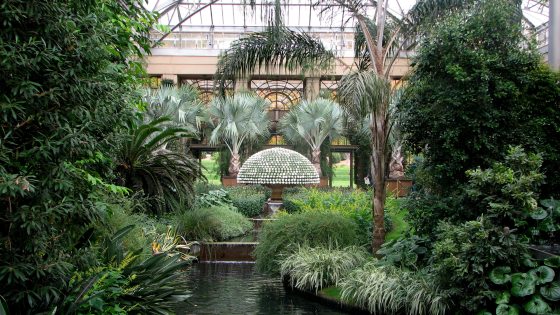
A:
145,0,550,55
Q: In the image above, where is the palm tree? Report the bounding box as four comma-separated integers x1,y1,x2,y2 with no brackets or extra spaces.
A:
214,0,477,252
209,93,270,177
116,117,203,214
279,98,344,176
142,85,208,139
317,0,477,252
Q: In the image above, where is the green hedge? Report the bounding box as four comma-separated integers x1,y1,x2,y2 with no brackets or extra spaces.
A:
174,205,252,241
226,185,271,217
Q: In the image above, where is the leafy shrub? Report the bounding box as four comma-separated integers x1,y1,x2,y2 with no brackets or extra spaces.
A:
0,0,155,311
466,146,557,243
193,181,223,195
254,211,360,273
193,189,231,208
340,263,451,315
377,235,430,270
175,205,252,241
63,226,191,314
399,0,560,197
226,185,271,217
431,217,528,312
280,244,368,292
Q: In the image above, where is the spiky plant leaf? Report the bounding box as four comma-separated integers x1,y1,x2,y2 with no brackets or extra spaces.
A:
215,27,333,92
116,118,202,214
545,256,560,268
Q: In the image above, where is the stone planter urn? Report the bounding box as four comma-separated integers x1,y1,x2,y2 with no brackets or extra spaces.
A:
237,148,320,203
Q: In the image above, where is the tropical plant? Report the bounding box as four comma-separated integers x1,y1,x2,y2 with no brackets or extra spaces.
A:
255,211,360,274
142,85,207,136
214,0,477,253
340,262,452,315
0,0,155,312
209,93,270,176
483,257,560,315
321,0,476,252
116,117,203,214
174,204,253,241
62,226,191,314
279,98,344,176
431,217,529,312
280,244,368,292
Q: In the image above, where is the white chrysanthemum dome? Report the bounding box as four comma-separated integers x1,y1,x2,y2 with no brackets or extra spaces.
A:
237,148,319,185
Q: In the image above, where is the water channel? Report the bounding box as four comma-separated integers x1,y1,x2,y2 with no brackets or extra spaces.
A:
174,262,347,315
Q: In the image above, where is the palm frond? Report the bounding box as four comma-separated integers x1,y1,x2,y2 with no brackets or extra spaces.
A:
209,94,270,148
338,70,391,120
279,98,344,152
142,85,208,136
215,27,334,93
116,118,203,214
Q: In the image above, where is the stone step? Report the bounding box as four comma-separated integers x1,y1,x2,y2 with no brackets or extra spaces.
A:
199,242,258,262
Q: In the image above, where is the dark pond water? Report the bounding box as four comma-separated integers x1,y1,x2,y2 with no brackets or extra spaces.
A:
174,262,347,315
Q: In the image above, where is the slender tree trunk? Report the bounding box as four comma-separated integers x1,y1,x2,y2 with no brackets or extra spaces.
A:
371,118,387,254
229,152,241,176
311,149,322,177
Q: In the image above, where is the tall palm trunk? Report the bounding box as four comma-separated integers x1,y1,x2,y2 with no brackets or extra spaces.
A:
311,149,322,177
370,117,387,253
229,152,241,176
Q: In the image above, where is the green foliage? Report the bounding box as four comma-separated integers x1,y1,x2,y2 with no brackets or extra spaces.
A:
174,205,253,241
254,212,360,274
431,217,529,312
465,146,558,243
281,188,394,246
63,227,191,314
0,0,155,312
193,189,232,208
226,185,271,217
215,26,333,92
142,85,207,135
209,93,270,175
377,235,430,270
340,262,451,315
399,0,560,197
485,259,560,315
115,117,203,214
280,244,368,292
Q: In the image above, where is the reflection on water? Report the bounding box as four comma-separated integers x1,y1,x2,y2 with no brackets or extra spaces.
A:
175,263,346,315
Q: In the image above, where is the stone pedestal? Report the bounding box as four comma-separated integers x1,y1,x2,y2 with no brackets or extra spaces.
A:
221,176,237,187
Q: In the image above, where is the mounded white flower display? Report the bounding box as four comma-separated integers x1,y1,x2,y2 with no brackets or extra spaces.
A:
237,148,319,185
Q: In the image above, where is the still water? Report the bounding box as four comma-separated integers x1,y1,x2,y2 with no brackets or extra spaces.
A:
175,263,347,315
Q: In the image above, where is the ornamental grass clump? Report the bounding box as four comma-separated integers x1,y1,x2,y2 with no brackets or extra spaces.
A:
340,262,451,315
280,244,368,292
254,211,360,273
